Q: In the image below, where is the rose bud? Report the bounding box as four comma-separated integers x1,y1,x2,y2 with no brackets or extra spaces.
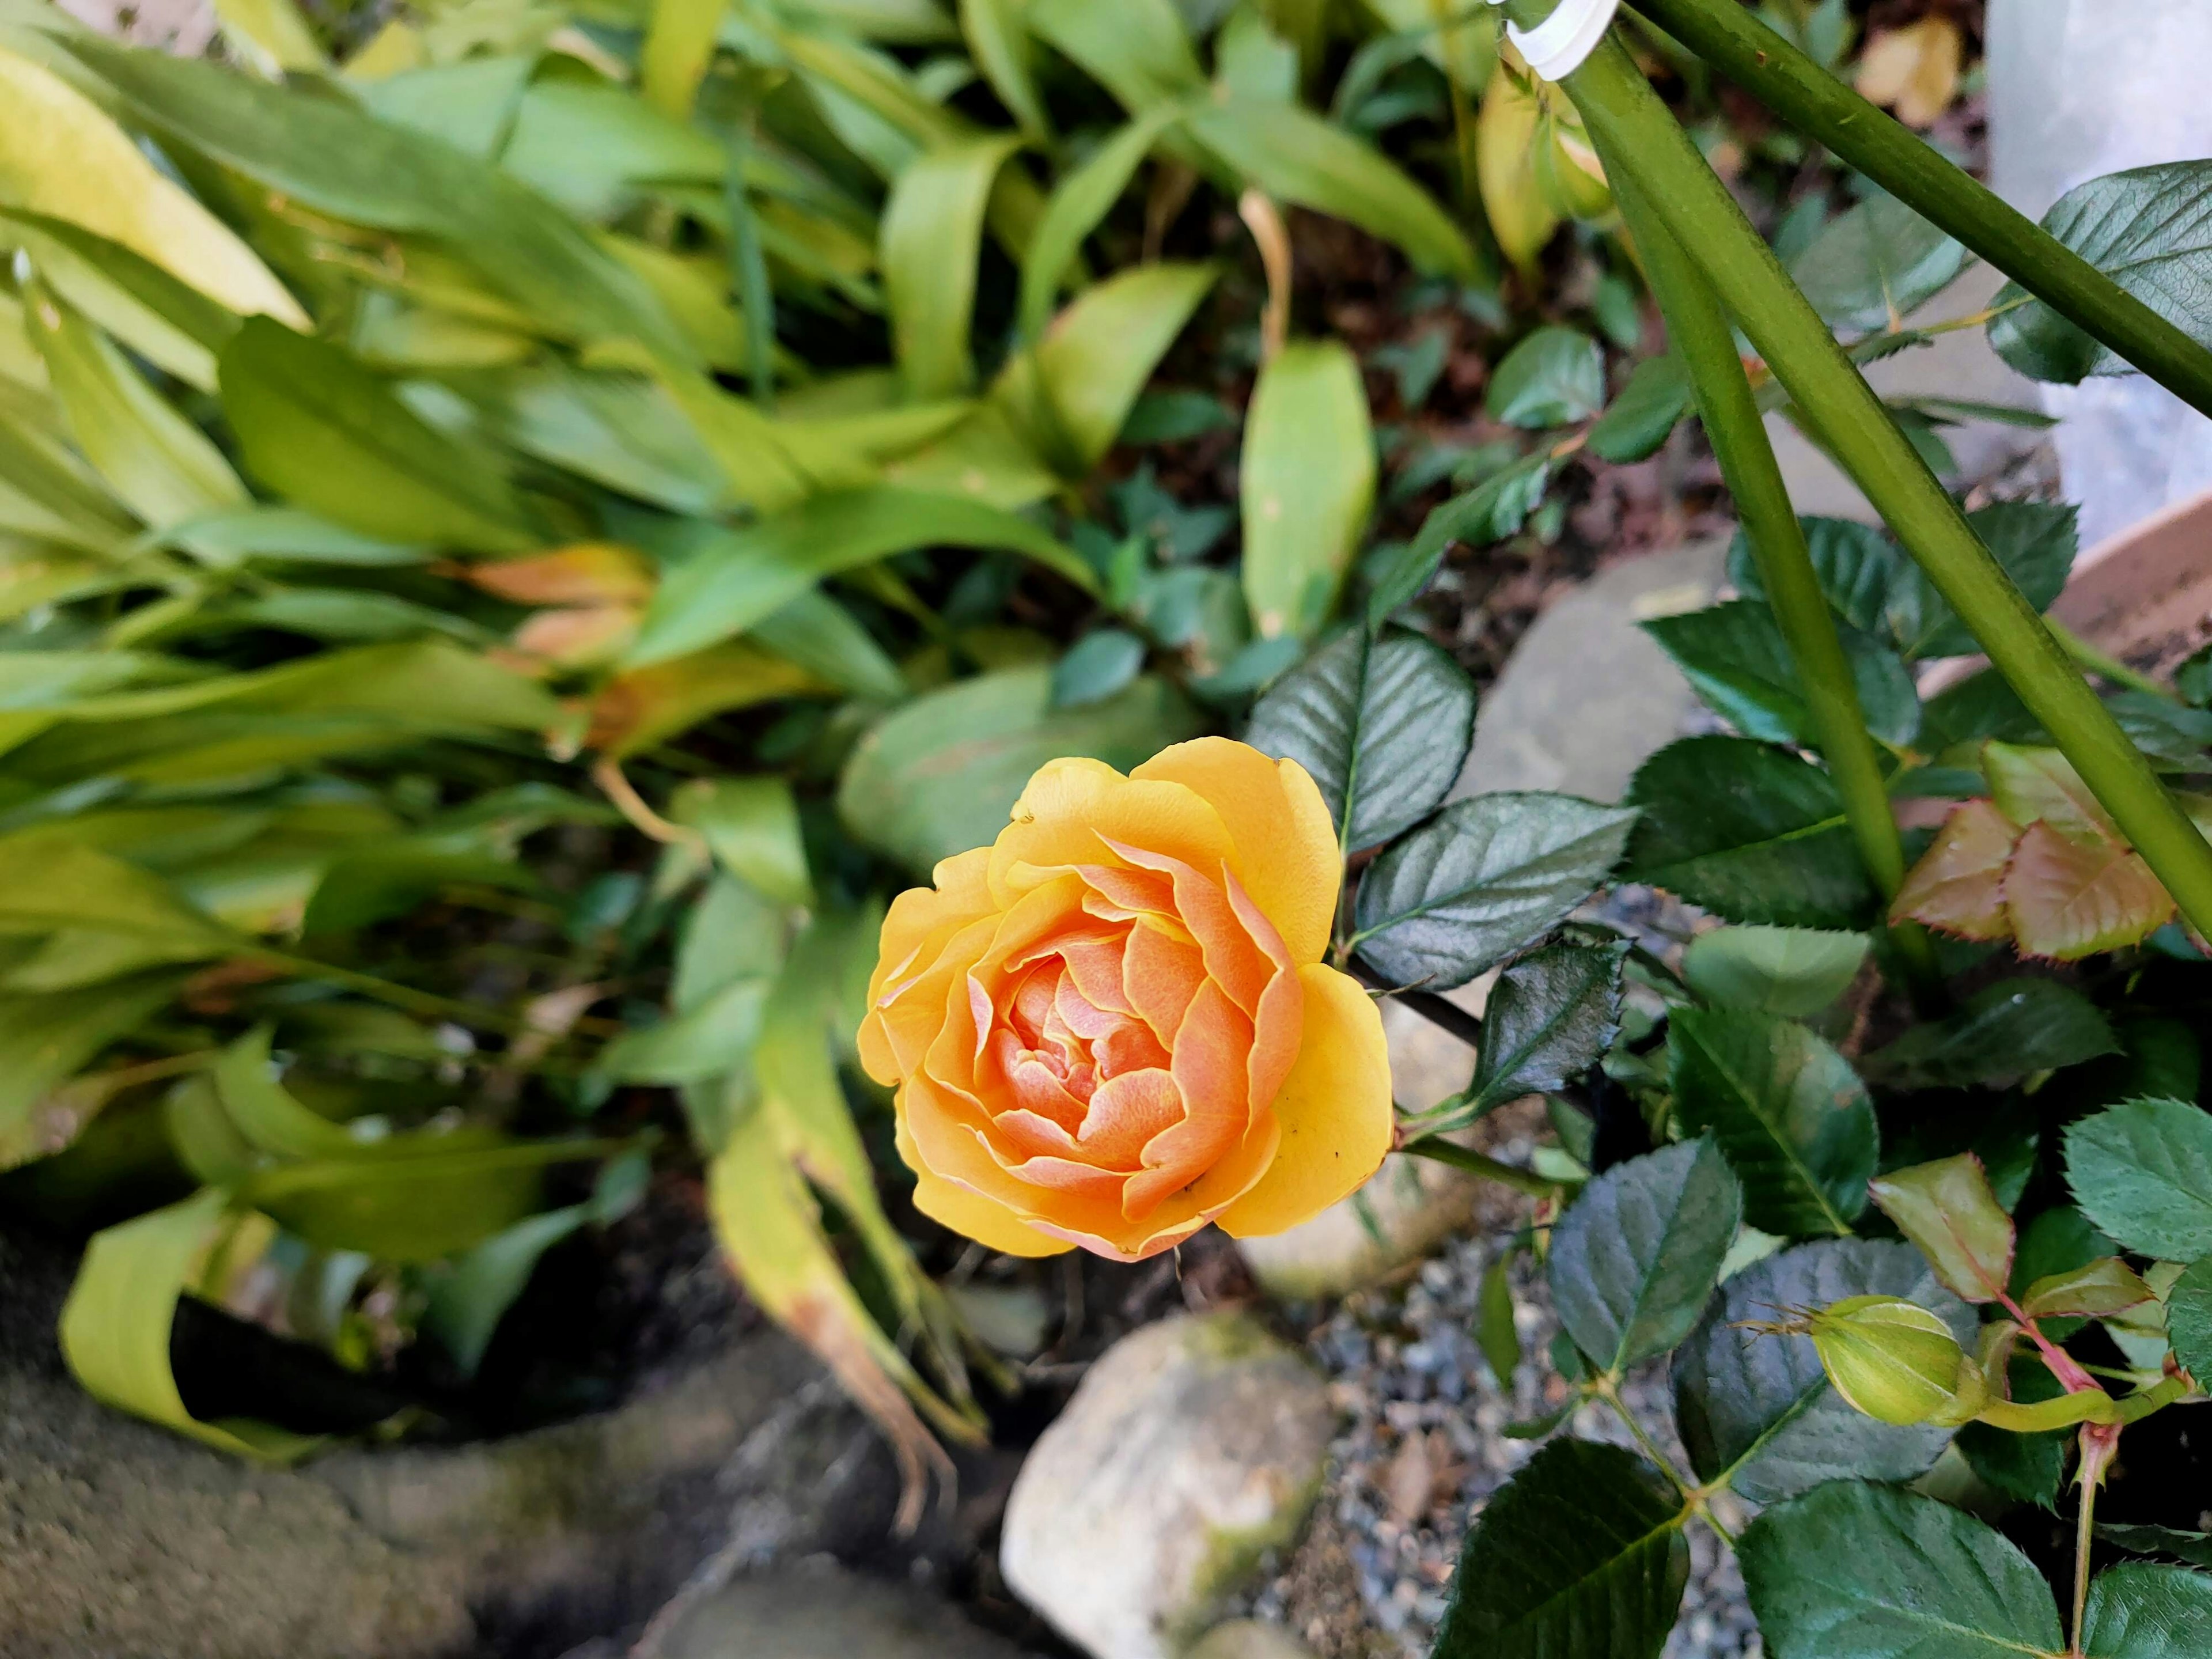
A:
1809,1295,1986,1427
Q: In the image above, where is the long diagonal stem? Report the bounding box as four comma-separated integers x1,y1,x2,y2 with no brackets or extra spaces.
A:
1632,0,2212,418
1528,18,2212,941
1603,162,1939,993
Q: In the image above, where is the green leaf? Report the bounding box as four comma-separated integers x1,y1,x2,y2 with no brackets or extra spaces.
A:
59,37,688,361
1477,1252,1521,1385
1002,260,1217,475
1051,628,1146,709
1364,452,1552,627
1027,0,1205,111
1623,737,1876,930
1550,1138,1742,1374
1240,339,1376,638
213,1025,358,1161
1468,940,1627,1115
2161,1256,2211,1384
241,1138,612,1262
1866,1153,2015,1303
1788,192,1967,335
219,319,535,553
1586,354,1691,463
960,0,1051,140
752,588,909,702
2064,1098,2212,1260
1989,162,2212,383
0,838,233,951
1863,978,2119,1090
0,207,240,392
58,1188,319,1458
1430,1438,1689,1659
882,135,1022,399
1643,598,1919,749
1740,1482,2062,1658
2099,1527,2212,1571
837,665,1204,873
419,1203,590,1377
670,776,813,907
25,282,247,530
1244,626,1476,853
1485,325,1605,428
1915,503,2077,657
1016,108,1180,340
0,974,192,1171
1669,1007,1877,1237
1351,792,1638,991
2020,1256,2155,1320
1674,1239,1975,1503
2082,1562,2212,1659
628,487,1096,666
1682,925,1869,1017
1184,97,1478,280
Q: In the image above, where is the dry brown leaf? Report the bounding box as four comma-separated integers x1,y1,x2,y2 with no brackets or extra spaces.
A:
1856,19,1963,130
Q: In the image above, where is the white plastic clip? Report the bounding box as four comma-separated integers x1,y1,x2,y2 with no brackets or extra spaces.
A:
1501,0,1621,83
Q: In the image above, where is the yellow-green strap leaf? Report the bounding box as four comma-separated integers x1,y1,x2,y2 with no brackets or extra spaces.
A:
882,134,1023,399
1016,105,1185,342
641,0,724,120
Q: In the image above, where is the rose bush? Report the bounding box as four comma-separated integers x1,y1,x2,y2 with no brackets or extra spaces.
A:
859,738,1393,1260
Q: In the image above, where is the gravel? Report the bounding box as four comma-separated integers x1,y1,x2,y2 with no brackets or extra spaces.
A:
1235,1172,1762,1659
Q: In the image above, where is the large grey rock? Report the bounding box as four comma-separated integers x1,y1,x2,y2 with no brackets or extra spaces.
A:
1001,1313,1332,1659
0,1226,892,1659
1988,0,2212,550
1455,535,1729,803
631,1562,1033,1659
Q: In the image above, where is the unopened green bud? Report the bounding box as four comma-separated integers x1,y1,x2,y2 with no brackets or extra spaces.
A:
1808,1296,1980,1427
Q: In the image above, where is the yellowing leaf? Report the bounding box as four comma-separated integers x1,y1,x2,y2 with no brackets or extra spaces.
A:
1240,338,1375,638
586,642,822,757
466,543,657,607
1477,62,1559,278
2002,819,2173,961
639,0,725,119
213,0,328,76
1855,18,1961,130
0,48,305,328
1891,798,2017,941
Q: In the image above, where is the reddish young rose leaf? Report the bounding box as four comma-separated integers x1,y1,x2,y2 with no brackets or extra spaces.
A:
2002,820,2173,960
465,543,656,607
1869,1153,2016,1304
1891,798,2017,940
1983,741,2117,843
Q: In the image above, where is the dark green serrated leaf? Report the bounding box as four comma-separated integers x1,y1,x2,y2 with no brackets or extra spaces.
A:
1673,1238,1975,1503
1863,979,2118,1091
1669,1007,1877,1238
2165,1256,2212,1384
1623,737,1876,930
2082,1562,2212,1659
1431,1438,1689,1659
2064,1099,2212,1261
1740,1482,2063,1659
1469,940,1627,1115
1353,793,1637,991
1486,325,1605,428
1549,1138,1743,1374
1789,192,1967,336
1643,598,1920,748
1244,627,1476,853
1914,503,2078,657
1989,162,2212,383
2098,1527,2212,1571
1586,354,1691,464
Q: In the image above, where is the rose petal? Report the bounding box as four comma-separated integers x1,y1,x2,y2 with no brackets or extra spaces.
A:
989,759,1236,906
1122,918,1207,1048
1134,738,1341,965
1218,963,1392,1238
1103,837,1275,1020
1125,980,1254,1215
1075,1067,1184,1169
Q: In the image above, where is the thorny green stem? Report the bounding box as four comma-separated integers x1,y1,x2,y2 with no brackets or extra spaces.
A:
1603,160,1942,1004
2071,1423,2122,1657
1535,20,2212,945
1631,0,2212,421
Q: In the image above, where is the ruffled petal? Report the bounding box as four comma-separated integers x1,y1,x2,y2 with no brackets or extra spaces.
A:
910,1169,1073,1257
1133,739,1340,965
990,758,1235,904
1217,963,1392,1238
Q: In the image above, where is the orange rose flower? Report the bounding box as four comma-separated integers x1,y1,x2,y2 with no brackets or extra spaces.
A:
857,737,1393,1260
